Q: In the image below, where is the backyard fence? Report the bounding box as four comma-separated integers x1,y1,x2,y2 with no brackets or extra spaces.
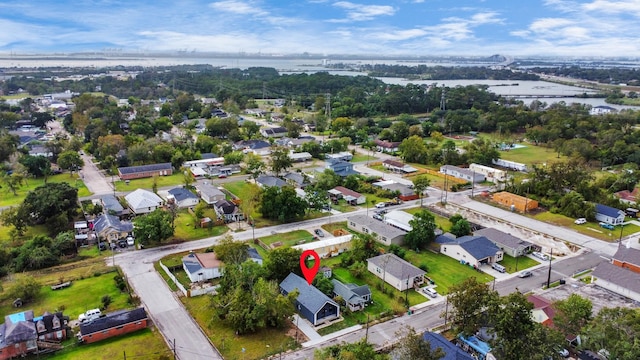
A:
158,261,188,297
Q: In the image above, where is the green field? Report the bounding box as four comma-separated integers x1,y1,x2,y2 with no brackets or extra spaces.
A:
351,152,377,163
498,254,541,273
532,211,640,241
114,173,184,191
0,173,91,207
172,209,228,241
43,328,169,359
404,207,452,232
495,144,568,168
259,230,315,248
182,295,297,360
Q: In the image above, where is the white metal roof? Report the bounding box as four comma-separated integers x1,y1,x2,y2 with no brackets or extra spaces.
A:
293,234,353,251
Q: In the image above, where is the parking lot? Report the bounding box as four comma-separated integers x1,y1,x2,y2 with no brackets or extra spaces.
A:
541,278,637,313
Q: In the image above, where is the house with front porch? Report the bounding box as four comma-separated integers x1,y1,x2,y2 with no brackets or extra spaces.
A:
331,279,371,312
367,253,425,291
280,273,340,326
438,235,503,268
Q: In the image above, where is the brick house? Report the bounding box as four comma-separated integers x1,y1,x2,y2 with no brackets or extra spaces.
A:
78,308,148,344
611,247,640,274
118,163,173,180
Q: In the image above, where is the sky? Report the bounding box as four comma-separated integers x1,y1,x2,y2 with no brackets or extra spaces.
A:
1,0,640,57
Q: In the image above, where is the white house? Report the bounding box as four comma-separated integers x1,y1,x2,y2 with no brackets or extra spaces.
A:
492,159,528,172
196,183,226,205
595,204,625,225
438,235,504,268
440,165,486,183
589,105,617,116
367,253,425,291
383,210,415,232
293,235,353,258
167,187,200,208
124,189,164,215
347,215,406,246
468,163,507,183
182,252,223,283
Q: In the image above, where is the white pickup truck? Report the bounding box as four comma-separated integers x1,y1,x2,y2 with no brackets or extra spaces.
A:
78,308,102,323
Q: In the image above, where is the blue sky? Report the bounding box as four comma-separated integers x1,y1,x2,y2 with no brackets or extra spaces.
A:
1,0,639,56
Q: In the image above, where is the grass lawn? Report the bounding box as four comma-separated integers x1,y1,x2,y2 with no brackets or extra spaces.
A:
0,224,49,244
114,173,184,192
498,254,540,274
0,270,130,320
496,143,568,168
331,199,359,213
222,181,279,228
352,152,376,163
44,328,170,359
172,209,228,241
532,211,640,241
321,221,351,235
403,250,494,295
182,295,297,360
259,230,315,248
404,207,452,233
0,173,91,207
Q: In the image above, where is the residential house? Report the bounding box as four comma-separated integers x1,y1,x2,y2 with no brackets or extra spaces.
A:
615,188,640,205
589,105,617,115
383,210,415,232
260,127,288,138
279,273,340,326
196,183,226,205
438,235,504,268
276,137,316,149
167,187,200,209
78,308,148,344
256,175,287,188
469,163,507,183
422,332,474,360
372,180,418,201
367,253,425,291
440,165,486,183
612,246,640,274
93,214,133,243
0,310,70,360
492,192,539,213
247,248,263,265
473,228,533,257
492,158,528,172
117,162,172,180
592,261,640,302
595,204,625,225
100,194,128,218
293,235,353,258
213,199,244,222
28,145,53,158
283,172,310,188
125,189,164,215
382,159,417,173
527,294,581,345
182,252,224,282
289,152,313,162
331,279,371,312
233,140,271,156
331,186,366,205
347,215,406,246
374,139,401,153
34,311,69,343
325,159,358,177
325,152,353,162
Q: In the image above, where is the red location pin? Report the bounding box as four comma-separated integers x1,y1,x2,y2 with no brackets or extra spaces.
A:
300,250,320,285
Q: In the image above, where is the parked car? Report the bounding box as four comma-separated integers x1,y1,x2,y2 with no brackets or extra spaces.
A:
117,239,128,248
574,218,587,225
532,252,549,261
422,287,438,298
375,202,387,208
518,270,533,278
558,348,570,358
599,222,615,230
373,214,383,221
314,229,324,237
78,308,102,323
98,242,107,251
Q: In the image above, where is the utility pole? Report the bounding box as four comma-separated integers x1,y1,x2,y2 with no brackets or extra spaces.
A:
546,248,553,288
365,314,370,343
173,338,176,360
325,92,331,142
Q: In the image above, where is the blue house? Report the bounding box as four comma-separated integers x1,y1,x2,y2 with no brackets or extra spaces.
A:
279,273,340,326
595,204,625,225
325,159,358,177
457,334,493,360
422,332,474,360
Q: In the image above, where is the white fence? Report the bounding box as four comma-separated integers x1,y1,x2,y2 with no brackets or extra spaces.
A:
158,261,219,297
158,261,188,297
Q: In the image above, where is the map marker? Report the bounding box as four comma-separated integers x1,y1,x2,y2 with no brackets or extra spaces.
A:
300,250,320,285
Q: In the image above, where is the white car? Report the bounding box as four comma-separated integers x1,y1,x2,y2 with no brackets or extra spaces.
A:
574,218,587,225
375,202,386,208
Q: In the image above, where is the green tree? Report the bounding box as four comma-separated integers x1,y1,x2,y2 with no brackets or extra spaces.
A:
259,186,308,222
20,182,78,224
0,206,27,236
7,275,41,303
315,339,387,360
450,219,471,237
0,131,19,163
244,152,265,181
214,235,249,265
0,171,23,196
133,209,174,245
315,169,342,191
582,307,640,360
412,175,431,207
404,210,437,250
351,233,379,263
265,247,302,283
13,235,60,271
57,150,84,173
270,147,293,176
393,326,445,360
305,185,330,212
446,277,498,337
19,155,51,178
553,294,592,343
312,274,334,297
223,151,244,165
399,135,427,163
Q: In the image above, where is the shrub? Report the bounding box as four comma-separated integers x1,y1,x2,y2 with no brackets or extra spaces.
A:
419,263,429,272
101,295,112,310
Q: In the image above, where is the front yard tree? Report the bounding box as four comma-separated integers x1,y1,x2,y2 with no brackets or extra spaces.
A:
20,182,78,224
214,235,249,265
265,247,302,283
446,277,498,337
133,209,174,245
399,135,427,163
582,307,640,360
404,210,437,250
57,150,84,173
19,155,51,178
245,152,265,181
392,326,445,360
315,339,386,360
270,147,292,176
259,186,308,223
450,218,471,237
553,294,593,342
412,175,431,207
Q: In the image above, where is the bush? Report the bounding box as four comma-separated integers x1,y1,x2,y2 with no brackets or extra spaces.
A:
114,275,126,291
419,263,429,272
101,295,112,310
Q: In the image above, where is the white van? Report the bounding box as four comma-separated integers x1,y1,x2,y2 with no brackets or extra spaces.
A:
492,263,506,273
78,308,102,323
422,287,438,298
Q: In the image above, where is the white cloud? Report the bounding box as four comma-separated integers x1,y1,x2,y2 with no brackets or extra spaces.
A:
529,17,574,32
372,29,427,41
332,1,396,21
582,0,640,15
208,0,267,15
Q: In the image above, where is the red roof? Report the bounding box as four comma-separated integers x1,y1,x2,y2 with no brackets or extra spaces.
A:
374,139,401,148
615,188,639,202
334,186,364,199
383,159,405,168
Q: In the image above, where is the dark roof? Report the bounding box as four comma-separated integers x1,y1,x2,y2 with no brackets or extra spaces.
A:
118,162,172,175
234,139,271,150
422,332,475,360
456,236,502,260
367,253,425,280
2,311,37,345
200,153,218,159
214,199,238,215
168,187,199,202
79,308,147,336
182,252,203,274
334,186,364,199
34,312,67,334
383,159,405,168
435,233,457,244
263,127,287,135
613,247,640,266
374,139,401,148
331,279,367,305
247,248,262,261
592,261,640,294
101,194,124,213
257,175,287,188
326,160,359,177
474,228,532,249
93,214,133,234
595,203,625,218
347,215,406,239
280,273,338,314
283,172,308,186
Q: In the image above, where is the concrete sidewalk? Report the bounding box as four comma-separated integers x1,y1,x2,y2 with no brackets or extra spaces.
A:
302,324,363,347
293,315,322,342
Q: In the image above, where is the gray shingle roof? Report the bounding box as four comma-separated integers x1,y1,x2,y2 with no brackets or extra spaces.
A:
613,247,640,267
456,236,502,260
197,183,225,198
367,253,425,280
331,279,367,305
168,187,198,202
79,308,147,336
592,261,640,295
257,175,287,188
280,273,338,314
474,228,532,249
118,163,172,175
423,332,475,360
101,194,124,213
347,214,406,239
93,214,133,234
